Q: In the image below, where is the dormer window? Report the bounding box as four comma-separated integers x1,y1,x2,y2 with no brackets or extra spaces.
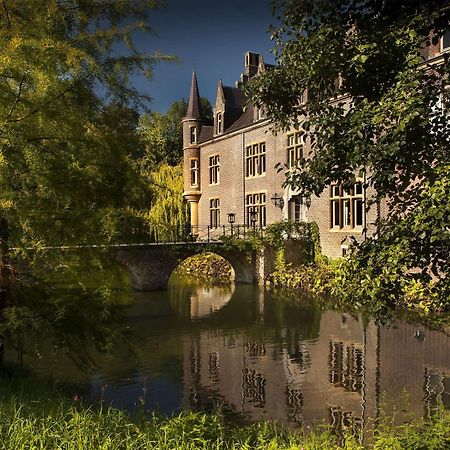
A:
216,112,223,134
442,31,450,52
189,126,197,145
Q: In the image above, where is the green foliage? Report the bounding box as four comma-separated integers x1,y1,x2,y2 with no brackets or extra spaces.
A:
263,221,323,265
0,373,449,449
269,264,335,298
248,1,450,305
219,232,262,253
139,163,189,242
176,253,232,284
0,0,170,249
0,249,131,368
138,97,212,166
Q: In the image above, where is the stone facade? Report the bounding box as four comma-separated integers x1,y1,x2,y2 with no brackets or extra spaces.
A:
182,40,447,259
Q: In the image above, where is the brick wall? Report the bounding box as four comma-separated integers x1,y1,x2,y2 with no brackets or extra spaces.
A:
185,37,447,259
197,121,286,229
194,120,380,259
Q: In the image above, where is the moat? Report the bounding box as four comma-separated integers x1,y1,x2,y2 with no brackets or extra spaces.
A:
4,274,450,432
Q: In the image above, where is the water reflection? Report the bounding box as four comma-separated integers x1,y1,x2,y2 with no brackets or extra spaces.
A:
3,275,450,432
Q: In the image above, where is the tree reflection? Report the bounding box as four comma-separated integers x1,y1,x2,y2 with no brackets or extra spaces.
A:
0,248,130,372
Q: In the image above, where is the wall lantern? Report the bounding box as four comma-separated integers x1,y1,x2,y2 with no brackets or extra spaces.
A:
305,195,312,209
249,210,258,228
227,213,236,224
271,193,284,209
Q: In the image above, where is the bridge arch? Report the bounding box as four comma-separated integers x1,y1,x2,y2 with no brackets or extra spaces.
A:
115,243,257,291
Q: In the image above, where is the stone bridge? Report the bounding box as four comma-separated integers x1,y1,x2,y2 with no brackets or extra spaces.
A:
115,242,274,291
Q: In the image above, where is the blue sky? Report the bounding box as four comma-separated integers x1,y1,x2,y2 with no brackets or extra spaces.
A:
132,0,276,113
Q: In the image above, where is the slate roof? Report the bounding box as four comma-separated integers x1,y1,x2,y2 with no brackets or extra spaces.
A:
226,106,255,133
222,86,246,110
185,71,202,119
198,126,214,143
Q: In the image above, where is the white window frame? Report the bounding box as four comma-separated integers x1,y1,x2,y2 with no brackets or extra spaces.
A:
245,192,267,227
190,158,199,187
287,131,304,169
209,155,220,185
189,126,197,145
209,198,220,228
245,142,266,178
330,181,364,230
441,31,450,53
216,112,223,134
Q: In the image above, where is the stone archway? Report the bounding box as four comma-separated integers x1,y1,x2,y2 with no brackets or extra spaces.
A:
115,243,257,291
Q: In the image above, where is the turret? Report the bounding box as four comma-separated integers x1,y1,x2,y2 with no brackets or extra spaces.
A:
182,71,203,233
182,70,203,149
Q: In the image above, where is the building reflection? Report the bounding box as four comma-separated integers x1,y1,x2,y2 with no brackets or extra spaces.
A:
181,290,450,431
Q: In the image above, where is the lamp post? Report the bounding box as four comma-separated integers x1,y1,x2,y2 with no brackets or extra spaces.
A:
227,212,236,236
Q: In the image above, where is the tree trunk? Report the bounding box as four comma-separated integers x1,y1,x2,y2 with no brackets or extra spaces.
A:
0,217,10,365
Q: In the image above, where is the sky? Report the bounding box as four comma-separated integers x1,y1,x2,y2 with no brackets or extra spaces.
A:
132,0,277,113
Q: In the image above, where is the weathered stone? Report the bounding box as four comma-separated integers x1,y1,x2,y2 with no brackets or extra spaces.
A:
115,243,263,291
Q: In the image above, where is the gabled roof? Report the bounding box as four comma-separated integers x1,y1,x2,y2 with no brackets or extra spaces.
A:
222,86,246,110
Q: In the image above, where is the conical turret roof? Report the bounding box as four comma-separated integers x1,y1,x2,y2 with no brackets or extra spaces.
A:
185,70,202,120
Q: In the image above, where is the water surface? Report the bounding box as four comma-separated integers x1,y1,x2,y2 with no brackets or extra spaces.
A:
4,275,450,432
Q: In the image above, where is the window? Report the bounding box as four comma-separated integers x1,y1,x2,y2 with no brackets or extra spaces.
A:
245,193,266,227
245,142,266,177
330,182,364,230
209,155,220,185
216,112,223,134
190,159,198,187
442,31,450,52
329,340,364,393
289,195,305,223
209,198,220,228
189,126,197,145
287,132,304,168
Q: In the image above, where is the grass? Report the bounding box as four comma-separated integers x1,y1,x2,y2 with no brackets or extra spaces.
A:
0,371,449,449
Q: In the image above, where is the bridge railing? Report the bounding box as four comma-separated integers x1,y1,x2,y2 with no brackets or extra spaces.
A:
146,224,265,244
190,224,264,243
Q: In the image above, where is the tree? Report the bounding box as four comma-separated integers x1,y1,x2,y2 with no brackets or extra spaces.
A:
248,0,450,307
136,98,212,241
0,0,171,249
0,1,174,365
138,97,212,166
142,163,189,241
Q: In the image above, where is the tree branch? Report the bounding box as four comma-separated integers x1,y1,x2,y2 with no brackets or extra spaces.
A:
2,0,11,28
7,74,25,120
9,78,83,123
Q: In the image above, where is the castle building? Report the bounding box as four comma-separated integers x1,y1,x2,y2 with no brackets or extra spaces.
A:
182,35,448,258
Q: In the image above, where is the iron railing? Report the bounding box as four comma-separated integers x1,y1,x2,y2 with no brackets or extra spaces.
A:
190,224,264,243
143,224,266,244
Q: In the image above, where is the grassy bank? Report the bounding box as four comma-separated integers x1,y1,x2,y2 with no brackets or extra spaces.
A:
1,372,450,449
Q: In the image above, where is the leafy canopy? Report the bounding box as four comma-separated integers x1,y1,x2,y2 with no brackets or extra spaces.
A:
248,0,450,305
0,0,171,248
139,98,212,166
